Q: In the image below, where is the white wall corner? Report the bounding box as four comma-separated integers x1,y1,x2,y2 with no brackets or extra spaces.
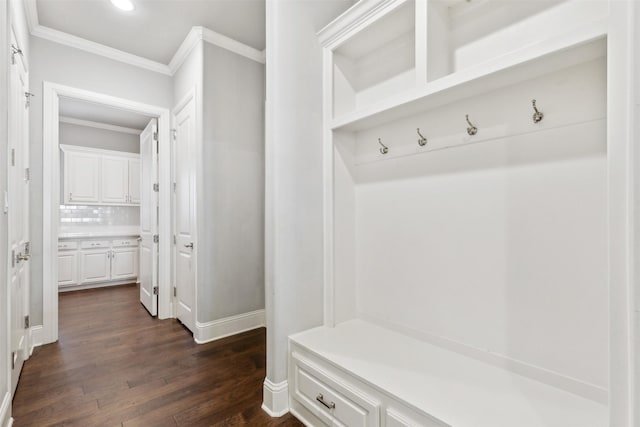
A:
194,309,265,344
0,392,12,427
261,379,289,417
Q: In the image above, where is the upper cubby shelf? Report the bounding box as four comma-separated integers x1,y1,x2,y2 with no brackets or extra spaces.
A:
319,0,608,132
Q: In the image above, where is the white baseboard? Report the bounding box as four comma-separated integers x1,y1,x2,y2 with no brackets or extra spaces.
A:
194,309,265,344
30,325,45,354
58,280,136,292
0,392,12,427
262,379,289,417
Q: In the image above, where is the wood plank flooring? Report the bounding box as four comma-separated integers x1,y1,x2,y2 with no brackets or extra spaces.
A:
12,284,302,427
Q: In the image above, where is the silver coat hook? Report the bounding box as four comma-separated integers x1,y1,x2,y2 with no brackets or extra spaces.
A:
417,128,427,147
378,138,389,155
466,114,478,136
532,99,544,123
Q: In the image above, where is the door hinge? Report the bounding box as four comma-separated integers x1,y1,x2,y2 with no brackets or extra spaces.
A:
153,286,158,295
171,129,177,140
11,250,15,268
10,44,22,65
24,315,29,329
11,149,15,166
11,351,15,369
173,182,176,192
153,234,159,243
24,92,35,108
153,183,159,192
25,167,30,182
173,286,176,297
24,241,30,255
173,234,176,245
153,131,158,141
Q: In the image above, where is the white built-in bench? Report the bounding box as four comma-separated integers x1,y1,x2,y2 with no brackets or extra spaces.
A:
289,320,607,427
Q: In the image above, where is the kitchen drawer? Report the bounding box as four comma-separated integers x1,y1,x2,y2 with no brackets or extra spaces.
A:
292,352,380,427
58,241,78,251
112,238,139,247
80,240,110,249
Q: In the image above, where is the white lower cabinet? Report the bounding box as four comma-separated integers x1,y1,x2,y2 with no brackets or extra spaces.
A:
111,248,138,280
80,249,111,283
57,251,79,286
58,236,139,289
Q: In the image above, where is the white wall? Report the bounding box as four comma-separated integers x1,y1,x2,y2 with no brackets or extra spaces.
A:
264,0,354,395
29,36,173,326
200,43,265,322
59,122,139,153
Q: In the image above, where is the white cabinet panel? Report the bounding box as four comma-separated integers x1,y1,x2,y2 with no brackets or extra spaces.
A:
128,159,140,205
101,156,129,204
58,251,78,287
80,250,111,283
112,248,138,280
65,151,100,203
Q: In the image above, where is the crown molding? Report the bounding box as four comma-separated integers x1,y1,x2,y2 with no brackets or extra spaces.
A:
23,0,38,33
31,25,172,75
168,26,265,74
168,26,204,74
24,0,264,76
202,27,265,64
59,116,142,135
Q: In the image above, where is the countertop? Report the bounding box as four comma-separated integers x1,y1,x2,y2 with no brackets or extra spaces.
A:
59,227,140,239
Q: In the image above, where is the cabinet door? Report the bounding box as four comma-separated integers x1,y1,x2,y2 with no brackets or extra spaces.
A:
80,250,111,283
128,159,140,205
58,251,78,287
101,156,129,204
112,248,138,280
65,151,100,203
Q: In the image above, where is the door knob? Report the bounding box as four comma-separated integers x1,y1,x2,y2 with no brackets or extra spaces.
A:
184,243,194,249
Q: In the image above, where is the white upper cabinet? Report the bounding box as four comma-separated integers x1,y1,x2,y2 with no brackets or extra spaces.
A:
61,145,140,206
65,151,100,204
128,159,141,205
101,156,129,204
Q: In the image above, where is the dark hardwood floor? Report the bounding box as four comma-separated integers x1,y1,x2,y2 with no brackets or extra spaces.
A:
12,284,302,427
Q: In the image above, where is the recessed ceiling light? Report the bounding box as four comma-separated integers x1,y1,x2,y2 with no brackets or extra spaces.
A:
110,0,134,11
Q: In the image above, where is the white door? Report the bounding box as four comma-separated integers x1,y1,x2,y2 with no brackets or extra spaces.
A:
8,28,30,394
112,248,138,280
101,156,128,204
128,159,140,204
139,119,158,315
57,251,78,287
174,97,196,332
80,250,111,283
65,151,100,203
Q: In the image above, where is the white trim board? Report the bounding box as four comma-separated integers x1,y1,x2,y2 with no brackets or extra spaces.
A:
0,392,11,427
59,116,142,135
194,309,266,344
23,0,265,76
42,82,173,346
262,379,289,417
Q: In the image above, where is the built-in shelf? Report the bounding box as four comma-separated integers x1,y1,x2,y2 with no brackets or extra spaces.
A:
332,23,606,132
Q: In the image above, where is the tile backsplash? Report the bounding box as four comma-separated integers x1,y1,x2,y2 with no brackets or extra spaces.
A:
59,205,140,227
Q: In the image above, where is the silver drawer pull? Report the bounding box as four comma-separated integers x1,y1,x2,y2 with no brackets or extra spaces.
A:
316,393,335,410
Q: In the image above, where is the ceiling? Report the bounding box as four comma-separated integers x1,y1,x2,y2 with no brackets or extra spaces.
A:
59,97,151,130
36,0,266,64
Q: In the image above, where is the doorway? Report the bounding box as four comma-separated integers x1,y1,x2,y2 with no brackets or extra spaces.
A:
40,82,172,346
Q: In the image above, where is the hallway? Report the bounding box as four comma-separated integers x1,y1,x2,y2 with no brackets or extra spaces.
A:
11,285,301,426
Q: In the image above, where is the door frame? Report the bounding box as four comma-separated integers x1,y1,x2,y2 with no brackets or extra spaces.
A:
41,81,172,345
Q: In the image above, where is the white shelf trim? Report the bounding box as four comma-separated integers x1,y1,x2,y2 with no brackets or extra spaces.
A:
59,116,142,135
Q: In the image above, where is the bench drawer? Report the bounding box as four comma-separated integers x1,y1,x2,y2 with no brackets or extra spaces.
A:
112,238,139,247
292,352,380,427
